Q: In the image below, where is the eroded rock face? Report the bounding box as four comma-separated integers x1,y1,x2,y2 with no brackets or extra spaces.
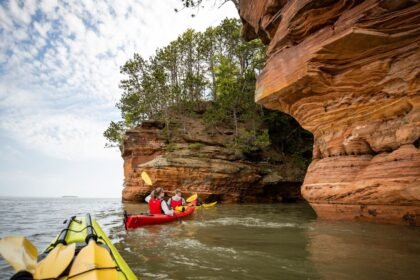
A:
239,0,420,225
122,119,305,203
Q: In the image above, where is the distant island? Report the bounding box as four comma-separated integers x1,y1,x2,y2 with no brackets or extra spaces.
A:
61,195,79,198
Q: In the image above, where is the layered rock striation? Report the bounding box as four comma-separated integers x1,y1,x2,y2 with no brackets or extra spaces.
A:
122,118,305,203
239,0,420,225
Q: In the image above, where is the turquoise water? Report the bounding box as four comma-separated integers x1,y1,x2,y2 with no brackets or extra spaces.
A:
0,197,419,279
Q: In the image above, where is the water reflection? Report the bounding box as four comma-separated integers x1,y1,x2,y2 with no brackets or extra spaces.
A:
306,220,420,280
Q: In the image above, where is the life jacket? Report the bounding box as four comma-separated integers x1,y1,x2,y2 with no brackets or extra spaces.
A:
149,198,162,214
170,197,182,209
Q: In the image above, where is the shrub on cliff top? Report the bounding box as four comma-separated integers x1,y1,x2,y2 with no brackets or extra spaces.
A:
237,129,270,154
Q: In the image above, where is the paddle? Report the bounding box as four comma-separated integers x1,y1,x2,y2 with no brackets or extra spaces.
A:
141,171,153,186
34,243,75,279
186,193,198,203
68,214,118,280
0,236,38,274
0,216,76,279
33,216,76,279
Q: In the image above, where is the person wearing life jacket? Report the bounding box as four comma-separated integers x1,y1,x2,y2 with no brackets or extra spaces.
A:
167,189,186,210
145,187,173,215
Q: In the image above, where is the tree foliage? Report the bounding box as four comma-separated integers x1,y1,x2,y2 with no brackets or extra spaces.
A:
104,18,313,164
103,121,126,148
104,18,266,146
175,0,239,16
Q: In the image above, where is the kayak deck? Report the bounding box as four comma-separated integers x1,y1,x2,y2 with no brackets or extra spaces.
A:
124,206,196,229
42,216,137,280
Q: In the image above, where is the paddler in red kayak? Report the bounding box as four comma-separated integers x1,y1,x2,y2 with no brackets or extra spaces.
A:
167,189,186,210
145,187,174,216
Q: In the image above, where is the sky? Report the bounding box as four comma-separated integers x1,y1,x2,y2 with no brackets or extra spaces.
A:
0,0,238,198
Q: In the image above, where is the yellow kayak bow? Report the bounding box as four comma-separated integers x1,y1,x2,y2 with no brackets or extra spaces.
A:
0,215,137,280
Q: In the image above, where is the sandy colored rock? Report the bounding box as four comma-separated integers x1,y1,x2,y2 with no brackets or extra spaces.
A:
239,0,420,225
121,118,305,203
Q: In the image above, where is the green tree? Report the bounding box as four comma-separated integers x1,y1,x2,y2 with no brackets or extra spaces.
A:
105,18,267,147
203,19,266,138
105,16,313,172
199,27,219,100
117,53,152,126
175,0,239,15
103,121,125,147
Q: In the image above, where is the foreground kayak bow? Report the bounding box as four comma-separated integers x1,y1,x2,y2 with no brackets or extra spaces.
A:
1,214,137,280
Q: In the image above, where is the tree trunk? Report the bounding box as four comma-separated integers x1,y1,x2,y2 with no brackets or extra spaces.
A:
233,108,238,137
210,56,217,100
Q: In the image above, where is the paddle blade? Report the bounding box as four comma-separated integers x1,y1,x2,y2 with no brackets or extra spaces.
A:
186,193,198,203
0,236,38,273
34,243,75,279
69,240,118,280
203,201,217,208
141,171,153,186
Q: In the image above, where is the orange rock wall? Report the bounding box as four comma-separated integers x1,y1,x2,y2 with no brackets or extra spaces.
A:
121,120,305,203
239,0,420,225
121,121,166,201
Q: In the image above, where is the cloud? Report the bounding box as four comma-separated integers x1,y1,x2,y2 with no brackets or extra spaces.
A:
63,13,85,37
0,84,118,160
0,0,238,162
0,5,14,30
8,0,36,25
0,144,23,161
0,0,238,197
39,0,58,15
1,114,112,160
33,21,51,38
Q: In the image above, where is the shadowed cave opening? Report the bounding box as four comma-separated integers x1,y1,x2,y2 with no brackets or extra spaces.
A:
231,109,314,203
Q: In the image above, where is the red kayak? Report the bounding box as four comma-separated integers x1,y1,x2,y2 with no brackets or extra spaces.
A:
124,206,196,229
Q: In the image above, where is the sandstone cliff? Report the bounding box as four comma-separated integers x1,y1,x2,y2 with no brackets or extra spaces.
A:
239,0,420,225
121,116,307,203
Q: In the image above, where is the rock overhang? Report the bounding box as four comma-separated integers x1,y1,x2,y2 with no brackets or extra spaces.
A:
239,0,420,225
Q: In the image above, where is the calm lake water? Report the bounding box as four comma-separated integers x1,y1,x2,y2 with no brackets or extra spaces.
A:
0,197,419,279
